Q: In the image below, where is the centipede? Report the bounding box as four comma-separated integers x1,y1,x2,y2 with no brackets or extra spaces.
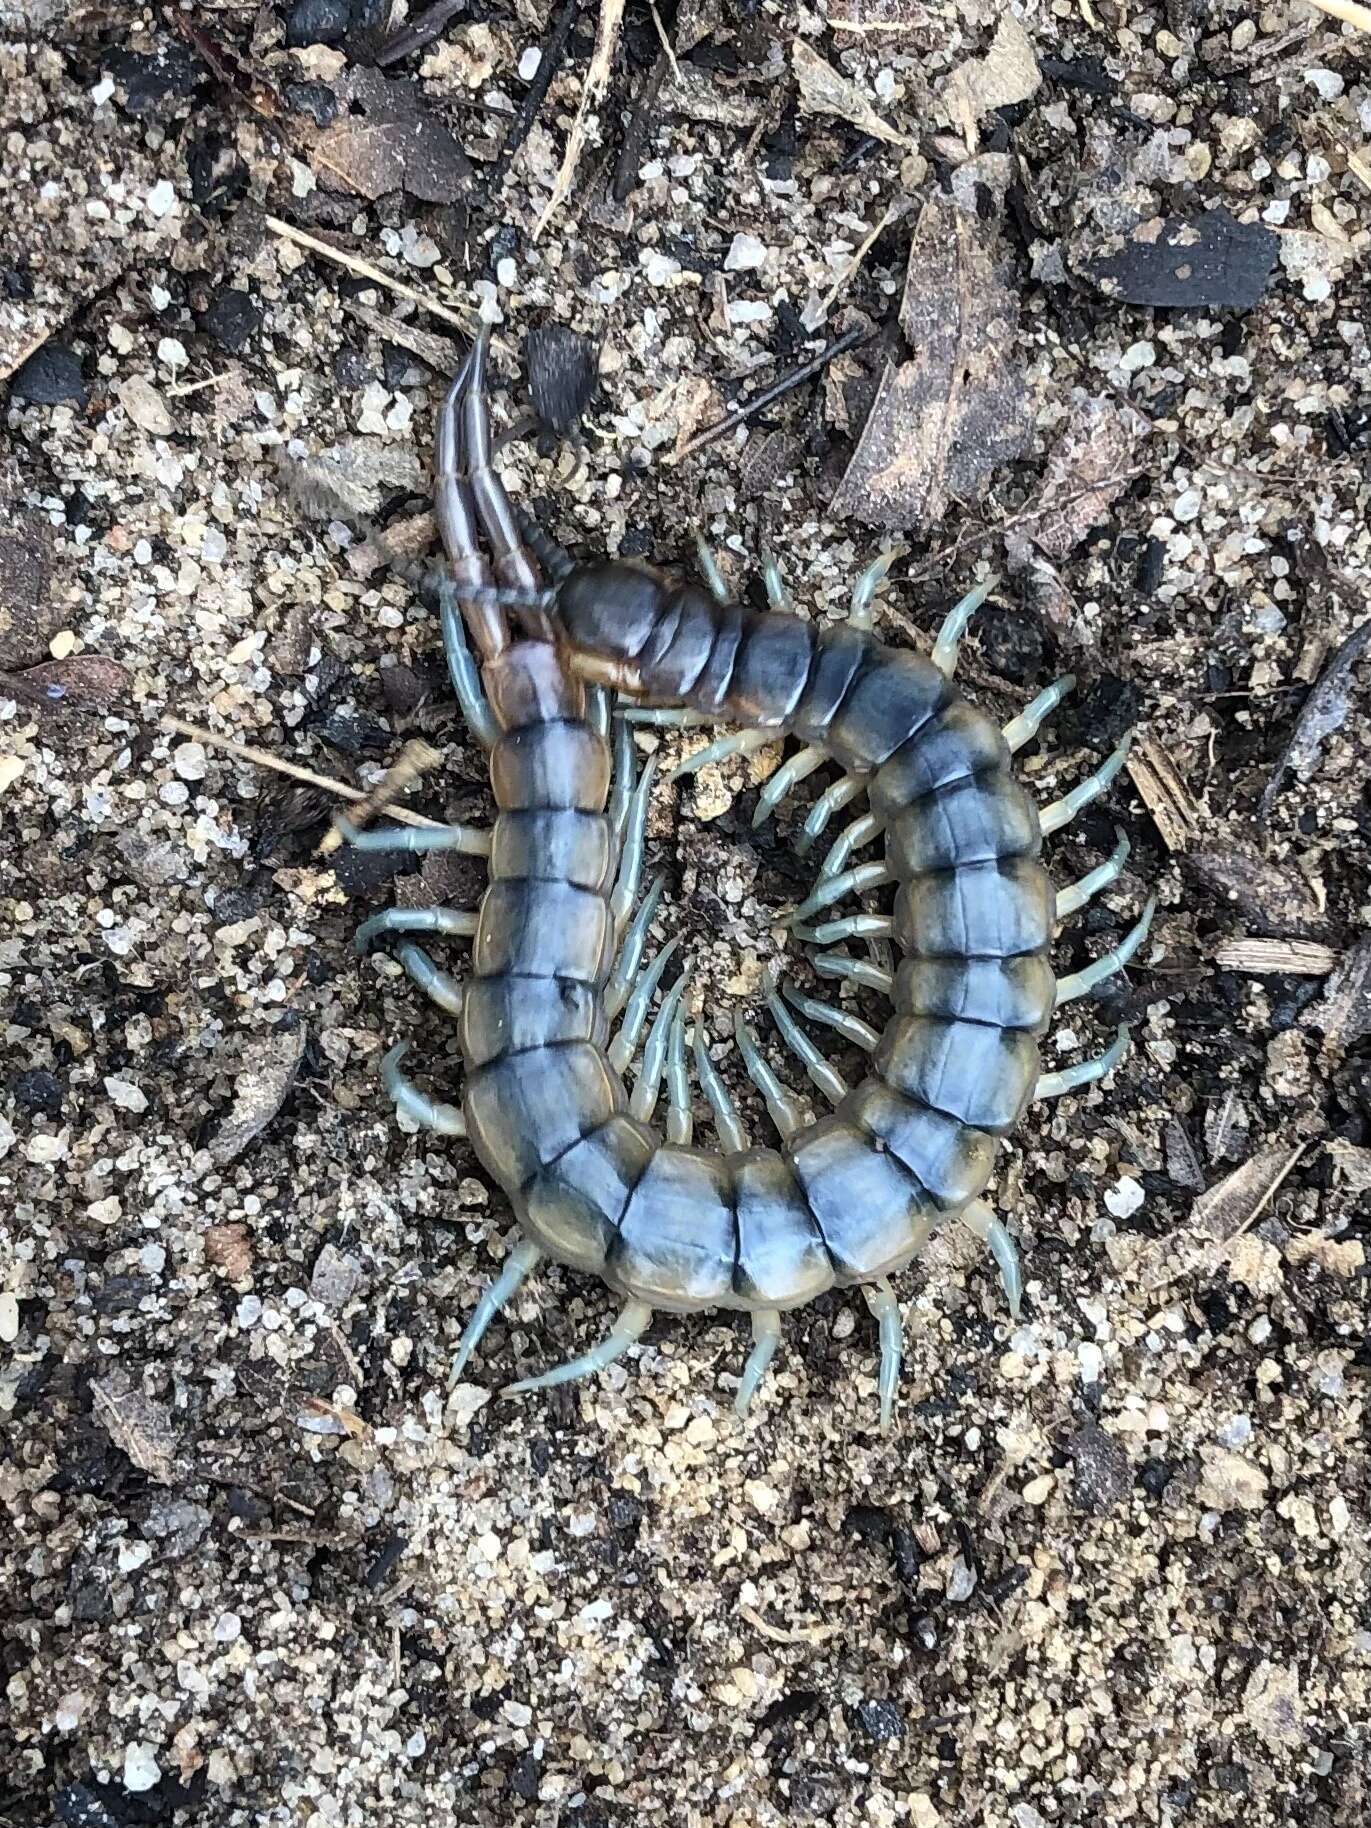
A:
349,334,1157,1428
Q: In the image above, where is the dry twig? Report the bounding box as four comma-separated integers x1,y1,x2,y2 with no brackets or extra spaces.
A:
535,0,625,241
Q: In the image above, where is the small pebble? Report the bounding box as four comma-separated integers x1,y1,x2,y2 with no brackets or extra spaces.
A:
123,1742,161,1793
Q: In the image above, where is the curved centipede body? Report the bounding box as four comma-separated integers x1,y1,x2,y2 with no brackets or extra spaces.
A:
353,336,1158,1427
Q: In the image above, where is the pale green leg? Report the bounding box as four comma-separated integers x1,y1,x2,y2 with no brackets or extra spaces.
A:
1039,733,1134,837
795,774,866,857
735,1308,782,1416
818,811,882,881
603,875,665,1020
450,1238,542,1384
766,987,848,1106
959,1199,1022,1318
629,974,690,1123
1057,829,1129,920
862,1279,903,1432
760,547,792,613
356,907,479,952
850,548,899,629
811,951,893,995
501,1299,654,1396
381,1042,465,1137
1036,1025,1130,1099
735,1012,805,1138
789,859,891,926
610,754,659,936
338,816,491,857
607,936,683,1072
692,1025,749,1153
665,1003,693,1146
931,575,996,676
752,745,826,829
1055,897,1157,1007
1003,674,1076,754
780,980,878,1051
438,581,499,752
793,912,893,948
695,534,730,603
621,706,710,727
396,942,464,1018
669,726,775,783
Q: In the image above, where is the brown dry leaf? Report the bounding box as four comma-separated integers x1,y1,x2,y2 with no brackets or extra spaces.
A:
205,1222,254,1279
210,1024,308,1166
1259,618,1371,816
792,39,915,150
1304,935,1371,1050
938,13,1042,146
341,300,462,376
1185,846,1326,936
1127,736,1202,851
285,439,426,522
1019,397,1142,559
346,509,436,579
92,1377,178,1483
4,654,134,711
1210,937,1338,975
659,63,759,128
300,1396,370,1440
313,69,473,203
831,198,1030,529
1136,1142,1305,1291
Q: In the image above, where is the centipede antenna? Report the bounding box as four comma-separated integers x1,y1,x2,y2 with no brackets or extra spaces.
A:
664,1003,693,1146
396,942,465,1018
779,980,879,1051
811,950,894,996
736,1308,782,1415
513,504,576,583
692,1024,750,1153
381,1043,467,1137
816,810,883,881
959,1200,1023,1318
1035,1025,1130,1100
766,986,849,1106
795,773,866,856
1038,732,1134,837
1056,829,1130,920
1054,895,1157,1008
603,875,665,1020
450,1238,542,1384
1003,674,1076,754
863,1280,903,1432
793,911,893,948
669,726,775,782
850,548,899,629
356,906,480,953
610,753,659,935
607,935,683,1072
735,1011,806,1139
695,535,731,604
788,859,892,927
338,814,492,857
629,974,690,1122
437,582,500,752
608,713,636,841
500,1298,654,1396
752,744,826,829
760,547,793,614
931,575,996,677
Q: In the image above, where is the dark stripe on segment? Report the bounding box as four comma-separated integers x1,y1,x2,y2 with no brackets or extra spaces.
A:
490,718,611,811
463,1039,624,1196
786,1115,938,1282
841,1079,997,1212
886,767,1040,875
687,603,746,714
462,973,604,1067
489,808,615,893
522,1112,658,1274
790,626,872,746
824,651,952,774
727,610,819,727
474,879,612,981
894,955,1056,1035
609,1145,738,1309
867,700,1008,824
892,858,1055,960
731,1147,836,1307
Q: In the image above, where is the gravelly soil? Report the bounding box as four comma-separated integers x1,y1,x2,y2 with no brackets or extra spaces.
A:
1,5,1368,1826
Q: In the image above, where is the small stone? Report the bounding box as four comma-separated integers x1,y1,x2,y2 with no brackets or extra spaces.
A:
123,1742,161,1792
11,342,87,406
201,288,262,354
1197,1444,1268,1512
14,1069,62,1117
173,741,208,781
285,0,352,48
1104,1175,1144,1219
856,1698,905,1741
146,179,177,219
724,232,768,272
103,1076,148,1115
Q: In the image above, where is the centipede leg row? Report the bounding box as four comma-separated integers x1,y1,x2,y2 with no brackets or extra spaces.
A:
351,334,1158,1428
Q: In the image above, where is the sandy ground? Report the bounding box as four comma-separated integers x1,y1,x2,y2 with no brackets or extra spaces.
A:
2,4,1369,1826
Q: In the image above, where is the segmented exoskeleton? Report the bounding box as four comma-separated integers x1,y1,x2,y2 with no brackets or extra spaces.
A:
350,335,1156,1427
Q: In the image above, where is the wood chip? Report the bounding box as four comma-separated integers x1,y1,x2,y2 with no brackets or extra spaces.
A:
210,1024,308,1166
92,1377,178,1483
938,13,1042,148
1126,736,1202,851
1016,397,1142,560
284,439,426,522
826,0,931,32
1303,935,1371,1050
792,39,915,149
1185,846,1326,936
830,198,1029,529
535,0,625,240
1259,618,1370,815
1210,937,1338,975
1136,1142,1306,1291
312,68,473,203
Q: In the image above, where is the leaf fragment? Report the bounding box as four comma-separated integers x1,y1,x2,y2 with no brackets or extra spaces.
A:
210,1023,308,1166
312,68,473,203
792,39,914,149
